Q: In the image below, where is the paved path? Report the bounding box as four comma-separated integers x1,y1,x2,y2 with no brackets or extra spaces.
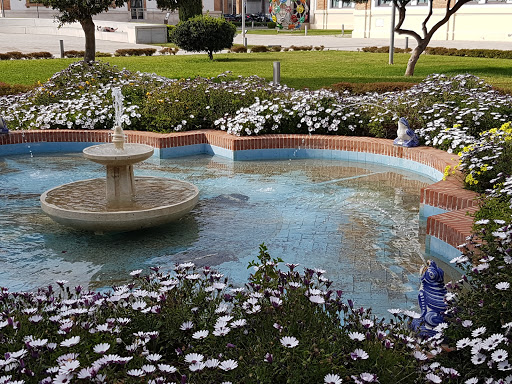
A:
1,30,510,58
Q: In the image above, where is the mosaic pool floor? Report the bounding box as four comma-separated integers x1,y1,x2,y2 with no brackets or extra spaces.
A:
0,153,457,317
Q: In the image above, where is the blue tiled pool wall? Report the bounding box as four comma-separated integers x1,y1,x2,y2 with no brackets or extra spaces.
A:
1,140,461,263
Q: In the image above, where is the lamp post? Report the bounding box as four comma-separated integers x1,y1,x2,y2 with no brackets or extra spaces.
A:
241,0,247,47
389,0,396,64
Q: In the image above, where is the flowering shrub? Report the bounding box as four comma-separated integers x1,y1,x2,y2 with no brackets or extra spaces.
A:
433,221,512,383
1,244,449,383
2,63,512,146
454,122,512,193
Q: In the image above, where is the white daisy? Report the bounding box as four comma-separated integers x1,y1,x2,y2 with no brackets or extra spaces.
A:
93,343,110,354
426,373,442,383
184,353,204,364
351,348,369,360
192,330,209,339
348,332,365,341
205,358,220,368
60,336,80,347
456,338,472,349
471,353,486,365
219,359,238,371
180,321,194,331
324,373,343,384
492,349,509,363
280,336,299,348
472,327,486,337
496,282,510,290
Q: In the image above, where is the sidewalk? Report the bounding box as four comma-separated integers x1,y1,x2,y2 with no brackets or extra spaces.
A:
0,29,510,58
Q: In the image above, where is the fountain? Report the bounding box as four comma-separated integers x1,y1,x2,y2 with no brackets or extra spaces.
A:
40,88,199,233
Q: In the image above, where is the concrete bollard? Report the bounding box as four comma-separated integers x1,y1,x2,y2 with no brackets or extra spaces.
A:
342,24,344,36
60,40,64,59
273,61,280,85
305,25,308,36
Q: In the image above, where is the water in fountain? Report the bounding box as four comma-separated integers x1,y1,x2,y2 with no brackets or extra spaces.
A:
40,88,199,233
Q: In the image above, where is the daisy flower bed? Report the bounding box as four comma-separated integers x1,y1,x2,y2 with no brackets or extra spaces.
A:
1,62,512,383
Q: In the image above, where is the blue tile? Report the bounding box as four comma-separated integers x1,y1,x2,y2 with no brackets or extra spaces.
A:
419,204,449,219
160,144,205,158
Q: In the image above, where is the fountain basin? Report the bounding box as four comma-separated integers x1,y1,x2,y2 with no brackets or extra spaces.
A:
83,143,154,166
40,176,199,233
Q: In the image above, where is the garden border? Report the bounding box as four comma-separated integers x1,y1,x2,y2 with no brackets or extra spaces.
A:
0,129,478,260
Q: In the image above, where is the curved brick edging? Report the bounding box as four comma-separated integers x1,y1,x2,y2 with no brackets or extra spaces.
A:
0,129,478,255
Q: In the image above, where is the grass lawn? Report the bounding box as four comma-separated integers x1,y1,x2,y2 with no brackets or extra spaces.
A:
1,51,512,91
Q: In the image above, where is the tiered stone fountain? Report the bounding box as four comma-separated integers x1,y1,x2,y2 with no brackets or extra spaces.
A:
40,88,199,233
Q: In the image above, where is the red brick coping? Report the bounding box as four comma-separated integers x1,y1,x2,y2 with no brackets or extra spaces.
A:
0,129,478,253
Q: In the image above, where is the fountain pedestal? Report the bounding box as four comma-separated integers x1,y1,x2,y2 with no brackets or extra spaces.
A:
106,165,135,207
82,142,154,208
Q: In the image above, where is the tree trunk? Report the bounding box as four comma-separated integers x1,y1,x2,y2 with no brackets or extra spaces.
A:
208,50,213,60
80,17,96,62
404,43,426,77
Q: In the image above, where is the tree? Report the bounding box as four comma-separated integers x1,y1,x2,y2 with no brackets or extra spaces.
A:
155,0,202,21
40,0,126,62
170,14,236,60
356,0,472,76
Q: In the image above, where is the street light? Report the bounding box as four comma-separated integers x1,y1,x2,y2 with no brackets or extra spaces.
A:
242,1,247,47
389,0,396,64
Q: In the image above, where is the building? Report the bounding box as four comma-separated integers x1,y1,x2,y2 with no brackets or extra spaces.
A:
311,0,512,42
1,0,512,42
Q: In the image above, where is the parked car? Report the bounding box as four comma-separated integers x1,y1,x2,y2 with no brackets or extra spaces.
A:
222,14,241,22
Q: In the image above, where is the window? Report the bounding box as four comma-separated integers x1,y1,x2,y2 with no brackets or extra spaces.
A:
376,0,392,6
131,0,144,19
330,0,354,8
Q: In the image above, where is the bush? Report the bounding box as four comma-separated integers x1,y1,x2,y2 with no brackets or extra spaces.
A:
229,45,247,53
159,47,180,55
424,46,512,59
314,45,325,51
454,122,512,193
250,45,268,53
361,46,412,53
290,45,313,51
5,51,25,60
0,244,432,384
267,21,276,28
26,51,53,59
0,82,35,96
115,48,157,57
95,51,112,57
166,24,176,42
268,45,282,52
330,81,416,94
64,50,85,58
170,14,237,60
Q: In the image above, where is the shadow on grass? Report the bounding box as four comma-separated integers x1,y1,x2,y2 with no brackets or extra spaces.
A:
213,56,283,63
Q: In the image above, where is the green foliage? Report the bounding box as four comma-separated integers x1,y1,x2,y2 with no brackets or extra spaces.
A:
170,15,237,60
114,48,157,57
267,21,277,28
250,45,268,53
155,0,201,21
166,24,176,42
39,0,127,25
456,122,512,193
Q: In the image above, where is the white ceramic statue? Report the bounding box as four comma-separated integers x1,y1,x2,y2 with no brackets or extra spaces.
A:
394,117,419,147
